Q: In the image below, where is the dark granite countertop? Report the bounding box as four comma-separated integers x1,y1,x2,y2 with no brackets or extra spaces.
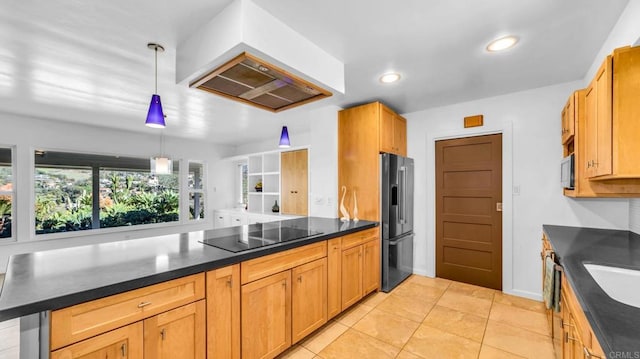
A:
542,225,640,356
0,217,377,322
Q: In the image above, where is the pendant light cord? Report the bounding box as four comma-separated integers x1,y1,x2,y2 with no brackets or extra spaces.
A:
154,46,158,94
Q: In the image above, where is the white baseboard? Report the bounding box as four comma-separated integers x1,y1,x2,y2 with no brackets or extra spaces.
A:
504,288,543,302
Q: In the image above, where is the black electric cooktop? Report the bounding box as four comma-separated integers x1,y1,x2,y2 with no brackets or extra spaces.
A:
200,225,323,253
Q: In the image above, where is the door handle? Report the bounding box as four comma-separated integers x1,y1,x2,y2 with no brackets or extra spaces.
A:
496,203,502,212
399,166,407,224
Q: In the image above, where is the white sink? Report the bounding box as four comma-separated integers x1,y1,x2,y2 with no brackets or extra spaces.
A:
584,263,640,308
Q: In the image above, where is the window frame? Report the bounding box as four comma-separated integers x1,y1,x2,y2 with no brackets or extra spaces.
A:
237,161,248,206
185,160,206,221
0,145,16,242
30,148,183,240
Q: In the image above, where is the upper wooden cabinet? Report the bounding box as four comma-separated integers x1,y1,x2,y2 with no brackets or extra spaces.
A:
561,93,576,145
585,46,640,180
339,101,407,221
281,149,308,216
380,104,407,156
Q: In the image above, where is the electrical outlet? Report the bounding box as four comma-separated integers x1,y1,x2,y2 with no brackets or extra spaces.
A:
326,197,333,206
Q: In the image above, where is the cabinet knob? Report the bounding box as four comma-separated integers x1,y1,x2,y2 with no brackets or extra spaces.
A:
297,276,302,283
226,278,232,287
121,343,127,357
160,328,166,341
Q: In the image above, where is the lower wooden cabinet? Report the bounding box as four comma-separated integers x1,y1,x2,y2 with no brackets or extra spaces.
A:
341,238,379,310
206,265,240,359
327,237,342,319
292,258,327,343
241,271,292,359
143,300,206,359
51,322,143,359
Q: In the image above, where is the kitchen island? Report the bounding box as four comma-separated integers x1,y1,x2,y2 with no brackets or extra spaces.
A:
0,217,378,358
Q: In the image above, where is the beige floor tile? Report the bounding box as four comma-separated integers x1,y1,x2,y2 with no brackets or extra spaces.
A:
483,320,555,359
300,321,349,354
489,302,550,336
436,290,493,318
422,305,487,342
447,281,496,300
493,292,546,313
376,293,436,322
404,325,481,359
352,308,420,348
396,350,423,359
277,345,316,359
404,275,451,290
318,329,400,359
478,345,526,359
334,304,374,327
359,291,389,308
391,282,446,302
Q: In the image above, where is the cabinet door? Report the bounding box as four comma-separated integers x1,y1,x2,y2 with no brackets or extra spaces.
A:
394,115,407,156
341,245,363,310
292,258,327,344
362,239,380,295
561,95,575,145
143,300,206,359
241,271,291,359
379,105,395,154
327,237,342,319
206,265,240,359
51,322,143,359
281,149,308,216
214,211,230,228
585,79,597,178
594,55,613,177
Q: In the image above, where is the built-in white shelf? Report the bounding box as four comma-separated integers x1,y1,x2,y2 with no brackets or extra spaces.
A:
247,151,281,213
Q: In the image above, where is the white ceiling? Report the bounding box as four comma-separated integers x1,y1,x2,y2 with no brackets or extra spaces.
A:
0,0,630,145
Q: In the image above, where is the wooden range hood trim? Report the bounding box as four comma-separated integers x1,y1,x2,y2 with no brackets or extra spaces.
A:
190,52,332,113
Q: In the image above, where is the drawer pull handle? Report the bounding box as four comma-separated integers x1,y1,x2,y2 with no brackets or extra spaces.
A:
226,278,232,287
137,301,152,308
583,347,602,359
298,276,302,283
282,280,287,289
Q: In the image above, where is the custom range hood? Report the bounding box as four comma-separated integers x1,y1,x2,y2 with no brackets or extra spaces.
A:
190,52,332,112
176,0,344,112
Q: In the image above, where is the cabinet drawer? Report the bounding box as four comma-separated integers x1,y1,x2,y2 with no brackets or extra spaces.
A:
51,273,205,350
241,242,327,284
341,228,379,250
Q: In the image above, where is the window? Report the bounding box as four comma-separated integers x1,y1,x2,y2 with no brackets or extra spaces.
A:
34,150,179,235
0,147,13,239
239,162,248,206
188,162,205,220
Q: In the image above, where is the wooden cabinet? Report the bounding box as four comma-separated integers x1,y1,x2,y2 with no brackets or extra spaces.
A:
241,271,292,359
584,46,640,180
339,101,407,221
327,237,342,319
380,105,407,156
51,322,143,359
291,258,327,343
206,265,240,359
561,93,576,145
144,300,206,359
281,149,308,215
340,230,380,311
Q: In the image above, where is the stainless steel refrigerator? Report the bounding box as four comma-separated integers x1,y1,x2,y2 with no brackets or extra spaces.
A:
381,153,414,292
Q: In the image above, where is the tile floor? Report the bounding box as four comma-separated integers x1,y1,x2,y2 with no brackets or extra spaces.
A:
277,275,555,359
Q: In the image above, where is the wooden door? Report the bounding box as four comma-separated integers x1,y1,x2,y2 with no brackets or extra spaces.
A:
393,115,407,156
379,105,395,154
206,265,240,359
143,300,206,359
341,245,363,310
281,149,308,215
435,134,503,290
291,258,327,343
362,239,380,294
327,237,342,319
594,55,613,177
585,80,597,178
241,271,291,359
51,322,143,359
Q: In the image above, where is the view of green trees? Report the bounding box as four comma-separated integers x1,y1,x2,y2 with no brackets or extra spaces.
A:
35,168,179,234
0,166,11,238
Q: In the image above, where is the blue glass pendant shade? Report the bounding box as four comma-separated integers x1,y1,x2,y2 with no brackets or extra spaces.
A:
279,126,291,148
145,94,166,128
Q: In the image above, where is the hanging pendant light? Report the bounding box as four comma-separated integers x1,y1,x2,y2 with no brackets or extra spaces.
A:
151,131,172,175
145,43,166,128
279,126,291,148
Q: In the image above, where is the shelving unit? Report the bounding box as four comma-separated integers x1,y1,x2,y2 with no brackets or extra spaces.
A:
247,152,281,213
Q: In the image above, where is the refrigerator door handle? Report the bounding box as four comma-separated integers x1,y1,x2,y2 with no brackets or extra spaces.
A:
388,233,412,246
399,166,406,224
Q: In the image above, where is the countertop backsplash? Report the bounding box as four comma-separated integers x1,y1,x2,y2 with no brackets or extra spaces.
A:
630,199,640,234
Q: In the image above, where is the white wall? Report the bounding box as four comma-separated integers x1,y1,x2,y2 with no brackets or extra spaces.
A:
405,81,630,300
232,105,339,218
0,112,235,271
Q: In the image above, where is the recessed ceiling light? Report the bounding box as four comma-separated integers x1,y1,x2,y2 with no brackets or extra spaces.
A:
379,72,401,83
486,36,519,52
